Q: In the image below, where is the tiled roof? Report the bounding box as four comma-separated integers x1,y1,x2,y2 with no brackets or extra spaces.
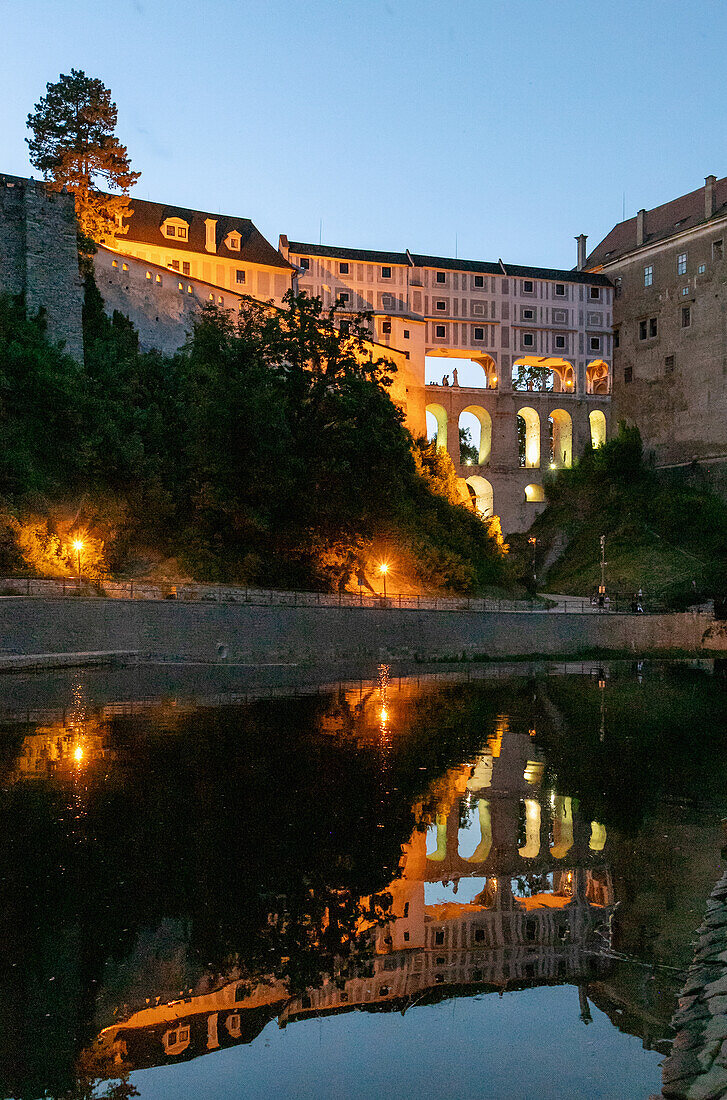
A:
123,196,293,270
586,176,727,268
287,241,611,286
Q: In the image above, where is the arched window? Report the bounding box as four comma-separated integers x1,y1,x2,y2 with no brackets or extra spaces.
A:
586,360,610,394
425,403,448,451
524,483,545,502
517,407,540,468
589,410,607,448
459,406,492,465
466,475,494,517
548,409,572,468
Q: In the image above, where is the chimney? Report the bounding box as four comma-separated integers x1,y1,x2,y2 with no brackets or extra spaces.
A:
575,234,587,271
636,208,646,247
705,174,717,219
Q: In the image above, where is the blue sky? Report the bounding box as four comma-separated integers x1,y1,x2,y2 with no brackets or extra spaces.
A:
1,0,725,269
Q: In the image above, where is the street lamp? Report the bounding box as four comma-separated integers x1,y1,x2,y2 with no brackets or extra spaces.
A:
73,539,83,586
379,562,388,600
528,536,537,589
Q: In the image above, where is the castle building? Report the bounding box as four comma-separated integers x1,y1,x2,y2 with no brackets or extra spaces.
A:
586,174,727,478
281,238,612,531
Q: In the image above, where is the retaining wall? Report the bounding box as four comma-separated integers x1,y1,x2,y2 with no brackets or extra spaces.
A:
0,598,719,664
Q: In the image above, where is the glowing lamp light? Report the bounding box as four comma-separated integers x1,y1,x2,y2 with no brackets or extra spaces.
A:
72,539,83,552
550,462,556,469
380,708,389,723
379,561,389,600
73,745,84,763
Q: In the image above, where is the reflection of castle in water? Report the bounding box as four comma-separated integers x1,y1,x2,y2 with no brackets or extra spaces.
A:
91,716,613,1074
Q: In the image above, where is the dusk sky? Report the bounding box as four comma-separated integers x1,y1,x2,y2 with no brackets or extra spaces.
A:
2,0,725,270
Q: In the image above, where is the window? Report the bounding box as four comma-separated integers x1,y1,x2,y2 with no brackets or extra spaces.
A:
155,273,162,284
178,281,183,292
382,294,394,309
474,275,484,288
682,286,689,296
523,333,534,347
403,329,410,339
145,270,152,280
589,286,600,299
553,309,567,323
649,317,658,337
624,366,633,383
168,259,180,271
339,319,350,334
590,336,601,351
714,240,724,261
677,252,687,275
435,324,446,338
474,326,484,340
699,263,706,274
555,283,565,296
665,355,675,373
474,928,485,942
382,321,391,333
339,291,349,305
339,262,349,274
236,269,246,284
639,320,647,340
682,306,691,327
381,266,392,279
166,225,176,237
614,277,622,298
436,300,446,311
121,263,128,271
435,930,445,945
555,335,566,349
379,986,389,997
436,271,446,283
523,308,534,319
111,259,118,268
523,280,534,293
614,328,620,348
644,264,653,287
403,931,410,941
187,284,193,294
403,903,409,917
300,257,310,270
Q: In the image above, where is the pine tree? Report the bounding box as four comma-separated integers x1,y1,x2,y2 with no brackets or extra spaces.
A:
26,69,140,245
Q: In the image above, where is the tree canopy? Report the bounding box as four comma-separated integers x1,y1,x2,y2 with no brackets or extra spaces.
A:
26,69,139,243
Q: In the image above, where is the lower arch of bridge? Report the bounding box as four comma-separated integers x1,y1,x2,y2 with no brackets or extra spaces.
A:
548,408,573,468
425,403,448,452
517,406,540,468
589,409,607,449
524,483,545,502
460,405,492,465
466,475,494,517
586,359,610,394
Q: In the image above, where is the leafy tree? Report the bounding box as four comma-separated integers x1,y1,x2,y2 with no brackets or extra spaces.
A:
514,362,550,391
27,70,139,244
459,426,479,464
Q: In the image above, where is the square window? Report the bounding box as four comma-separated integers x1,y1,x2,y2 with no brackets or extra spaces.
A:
403,329,410,339
435,930,445,945
714,240,723,261
624,366,633,383
382,321,391,333
403,931,410,941
436,300,446,310
474,326,484,340
699,263,706,273
236,269,246,284
177,226,187,240
649,317,658,337
682,306,691,327
523,280,534,293
555,335,566,349
166,225,176,237
677,252,687,275
182,262,190,275
589,286,600,299
300,257,310,270
590,336,601,351
523,333,534,347
435,324,446,338
474,928,485,942
523,308,534,319
644,265,653,287
168,259,180,271
474,275,484,288
339,262,349,274
339,292,349,304
436,271,446,283
555,283,565,296
639,320,647,340
381,266,392,279
682,286,689,296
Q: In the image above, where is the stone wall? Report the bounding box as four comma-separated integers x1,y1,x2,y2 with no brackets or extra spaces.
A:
0,173,84,359
0,598,715,664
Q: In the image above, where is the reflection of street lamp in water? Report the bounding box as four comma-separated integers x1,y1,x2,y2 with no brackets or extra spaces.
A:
73,539,83,586
379,562,388,600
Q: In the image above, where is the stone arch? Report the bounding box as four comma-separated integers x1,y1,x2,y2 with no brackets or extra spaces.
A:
466,475,494,517
517,406,540,468
426,403,448,452
459,405,492,465
524,483,545,502
548,409,572,468
586,360,610,394
589,409,607,449
552,359,575,393
472,353,498,389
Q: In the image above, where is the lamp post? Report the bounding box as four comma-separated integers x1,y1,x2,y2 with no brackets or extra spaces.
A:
379,562,388,600
73,539,83,587
528,536,537,590
598,534,607,608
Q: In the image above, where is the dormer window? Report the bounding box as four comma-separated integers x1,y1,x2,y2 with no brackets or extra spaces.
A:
225,231,242,252
160,217,190,242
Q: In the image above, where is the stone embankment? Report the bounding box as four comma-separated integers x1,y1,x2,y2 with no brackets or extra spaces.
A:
662,868,727,1098
0,597,724,666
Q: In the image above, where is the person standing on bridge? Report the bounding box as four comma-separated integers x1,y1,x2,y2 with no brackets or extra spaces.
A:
452,366,459,387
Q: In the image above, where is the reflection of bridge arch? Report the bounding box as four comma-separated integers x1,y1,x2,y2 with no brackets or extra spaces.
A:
426,403,448,451
466,475,494,517
586,360,610,394
548,409,572,468
589,409,607,448
460,405,492,465
517,407,540,468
